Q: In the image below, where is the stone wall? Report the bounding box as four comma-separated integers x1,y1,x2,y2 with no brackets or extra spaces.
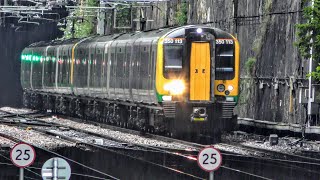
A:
145,0,306,124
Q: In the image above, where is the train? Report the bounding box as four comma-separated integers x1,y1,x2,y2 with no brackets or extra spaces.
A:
21,25,240,143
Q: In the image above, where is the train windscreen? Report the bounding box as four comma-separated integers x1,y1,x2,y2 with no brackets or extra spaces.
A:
164,45,183,78
215,40,235,80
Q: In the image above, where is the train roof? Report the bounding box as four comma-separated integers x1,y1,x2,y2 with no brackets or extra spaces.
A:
26,25,235,48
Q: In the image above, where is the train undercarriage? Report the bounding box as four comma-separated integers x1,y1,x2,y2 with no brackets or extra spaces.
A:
23,90,237,143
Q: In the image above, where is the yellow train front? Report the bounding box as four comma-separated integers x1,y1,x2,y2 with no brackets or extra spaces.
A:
21,25,239,143
156,26,240,142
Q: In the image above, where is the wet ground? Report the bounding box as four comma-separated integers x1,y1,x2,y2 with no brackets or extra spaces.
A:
1,107,320,179
1,144,319,180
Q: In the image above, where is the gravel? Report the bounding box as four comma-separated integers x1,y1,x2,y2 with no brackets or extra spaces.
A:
40,116,198,151
0,124,75,150
36,126,143,150
0,107,36,114
1,107,198,151
0,136,15,148
222,131,320,156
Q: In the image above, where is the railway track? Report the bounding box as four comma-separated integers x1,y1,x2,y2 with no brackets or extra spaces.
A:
2,108,320,162
1,108,320,179
0,109,206,179
51,113,320,165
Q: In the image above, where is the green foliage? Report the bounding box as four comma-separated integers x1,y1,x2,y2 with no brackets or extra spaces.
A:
245,57,256,75
252,38,262,55
296,0,320,80
307,63,320,80
60,0,98,39
264,0,273,12
175,1,188,26
115,5,132,28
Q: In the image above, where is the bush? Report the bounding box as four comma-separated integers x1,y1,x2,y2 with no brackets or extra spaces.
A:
245,57,256,75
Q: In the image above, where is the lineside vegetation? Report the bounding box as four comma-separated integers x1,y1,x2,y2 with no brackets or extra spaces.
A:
296,0,320,80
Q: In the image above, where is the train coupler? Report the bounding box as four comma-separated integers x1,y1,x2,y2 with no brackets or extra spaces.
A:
190,107,208,122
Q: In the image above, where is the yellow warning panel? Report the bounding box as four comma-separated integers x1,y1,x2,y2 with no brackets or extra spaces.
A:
190,42,211,101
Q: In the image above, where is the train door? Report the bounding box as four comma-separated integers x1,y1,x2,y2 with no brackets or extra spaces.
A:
189,42,211,101
104,41,112,98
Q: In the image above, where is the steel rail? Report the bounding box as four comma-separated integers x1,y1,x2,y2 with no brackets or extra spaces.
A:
3,109,318,179
0,110,204,179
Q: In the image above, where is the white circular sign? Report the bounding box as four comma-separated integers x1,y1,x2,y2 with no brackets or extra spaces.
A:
197,146,222,172
42,157,71,180
10,143,36,168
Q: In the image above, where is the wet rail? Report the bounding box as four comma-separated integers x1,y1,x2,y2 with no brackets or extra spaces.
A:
1,108,320,179
0,109,205,179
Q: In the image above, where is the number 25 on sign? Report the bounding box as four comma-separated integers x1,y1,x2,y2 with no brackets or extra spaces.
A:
10,142,36,168
10,143,36,180
197,146,222,179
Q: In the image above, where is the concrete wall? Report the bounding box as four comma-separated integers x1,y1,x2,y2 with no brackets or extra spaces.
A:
0,23,62,107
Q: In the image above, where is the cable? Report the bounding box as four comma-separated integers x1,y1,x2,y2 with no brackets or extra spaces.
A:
0,152,12,161
223,158,320,175
0,153,42,177
235,10,302,19
220,152,320,166
0,131,118,180
0,161,112,179
72,173,108,180
24,167,42,177
27,166,41,170
221,165,272,180
22,176,38,180
32,146,120,180
0,162,15,166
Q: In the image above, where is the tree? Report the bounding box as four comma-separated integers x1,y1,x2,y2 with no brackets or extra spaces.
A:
60,0,98,39
296,0,320,80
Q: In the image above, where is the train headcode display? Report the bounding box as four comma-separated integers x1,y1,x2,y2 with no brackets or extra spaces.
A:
163,38,185,44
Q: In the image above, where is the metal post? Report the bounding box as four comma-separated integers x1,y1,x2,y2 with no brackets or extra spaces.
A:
307,0,314,137
19,168,24,180
209,171,214,180
308,43,313,117
97,2,106,35
71,18,75,39
53,158,58,180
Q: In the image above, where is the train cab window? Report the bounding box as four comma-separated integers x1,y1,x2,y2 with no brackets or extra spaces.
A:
215,44,235,80
164,45,183,78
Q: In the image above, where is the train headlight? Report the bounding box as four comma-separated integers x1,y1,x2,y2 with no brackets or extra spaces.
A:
196,28,203,33
217,84,225,92
164,80,185,95
228,85,234,91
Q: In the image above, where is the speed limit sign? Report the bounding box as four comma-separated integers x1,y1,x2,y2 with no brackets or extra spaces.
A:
10,143,36,168
197,146,222,172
